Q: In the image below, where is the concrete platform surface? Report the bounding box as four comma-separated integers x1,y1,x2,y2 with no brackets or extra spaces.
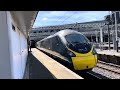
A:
96,49,120,57
31,48,83,79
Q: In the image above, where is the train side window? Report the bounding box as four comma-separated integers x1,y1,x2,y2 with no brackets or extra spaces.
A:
43,40,47,49
48,38,52,50
39,42,41,47
56,37,67,55
45,39,50,50
40,41,43,47
41,41,44,48
51,36,59,52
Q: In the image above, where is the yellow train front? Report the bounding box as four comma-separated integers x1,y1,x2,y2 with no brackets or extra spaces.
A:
36,29,98,71
68,46,97,71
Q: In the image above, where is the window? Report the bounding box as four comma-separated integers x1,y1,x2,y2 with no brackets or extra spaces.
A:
39,31,42,33
45,30,48,32
44,39,50,49
65,33,91,54
12,24,15,31
65,33,89,44
50,30,54,32
40,41,44,48
33,31,36,33
51,36,59,51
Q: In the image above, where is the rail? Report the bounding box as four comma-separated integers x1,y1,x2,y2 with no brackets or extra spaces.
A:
97,61,120,75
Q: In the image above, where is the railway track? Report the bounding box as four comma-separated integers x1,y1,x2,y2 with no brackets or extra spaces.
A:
37,49,118,79
96,60,120,75
78,61,120,79
98,60,120,68
75,70,109,79
86,71,109,79
69,60,120,79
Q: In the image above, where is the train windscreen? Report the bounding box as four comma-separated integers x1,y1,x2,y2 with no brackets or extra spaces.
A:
65,33,92,54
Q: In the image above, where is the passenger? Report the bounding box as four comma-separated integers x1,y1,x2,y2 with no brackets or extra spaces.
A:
28,40,32,52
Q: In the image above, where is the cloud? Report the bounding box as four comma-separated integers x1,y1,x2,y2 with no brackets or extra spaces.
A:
33,11,109,28
42,17,48,21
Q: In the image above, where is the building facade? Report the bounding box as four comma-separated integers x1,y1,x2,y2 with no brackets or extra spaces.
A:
30,20,120,45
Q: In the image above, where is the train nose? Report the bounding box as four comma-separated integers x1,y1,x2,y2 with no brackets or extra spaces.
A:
72,55,96,70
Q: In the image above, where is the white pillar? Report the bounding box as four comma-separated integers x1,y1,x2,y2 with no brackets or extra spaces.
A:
96,32,98,43
100,27,103,43
112,26,116,50
115,11,118,41
114,11,118,51
100,27,103,50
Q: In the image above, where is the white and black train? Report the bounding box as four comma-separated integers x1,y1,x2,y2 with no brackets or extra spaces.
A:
36,29,98,71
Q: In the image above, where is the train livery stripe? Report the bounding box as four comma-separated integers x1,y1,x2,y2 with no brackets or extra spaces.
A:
66,46,97,70
67,46,94,57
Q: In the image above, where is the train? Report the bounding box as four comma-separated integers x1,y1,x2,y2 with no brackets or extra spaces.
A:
36,29,98,71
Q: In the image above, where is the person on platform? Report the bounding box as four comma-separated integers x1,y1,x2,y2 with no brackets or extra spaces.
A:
28,40,32,52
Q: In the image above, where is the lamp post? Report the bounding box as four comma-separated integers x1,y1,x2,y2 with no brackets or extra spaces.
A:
100,27,103,50
107,23,110,50
105,15,111,50
114,11,119,52
96,31,98,43
111,11,119,52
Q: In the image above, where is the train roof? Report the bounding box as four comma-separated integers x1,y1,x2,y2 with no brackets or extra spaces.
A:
40,29,84,41
55,29,83,37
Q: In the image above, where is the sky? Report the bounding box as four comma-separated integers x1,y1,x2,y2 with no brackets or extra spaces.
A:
33,11,109,28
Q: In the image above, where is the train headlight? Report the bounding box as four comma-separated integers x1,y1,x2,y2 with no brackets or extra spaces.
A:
92,48,97,55
67,50,76,57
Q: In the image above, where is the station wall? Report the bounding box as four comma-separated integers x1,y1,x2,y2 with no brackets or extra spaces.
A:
7,12,28,79
0,11,12,79
0,11,28,79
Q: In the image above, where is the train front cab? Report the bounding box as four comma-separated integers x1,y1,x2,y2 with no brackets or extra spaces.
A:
64,33,98,71
68,47,97,71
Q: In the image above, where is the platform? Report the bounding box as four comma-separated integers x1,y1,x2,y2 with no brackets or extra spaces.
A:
96,49,120,65
96,49,120,57
25,48,83,79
